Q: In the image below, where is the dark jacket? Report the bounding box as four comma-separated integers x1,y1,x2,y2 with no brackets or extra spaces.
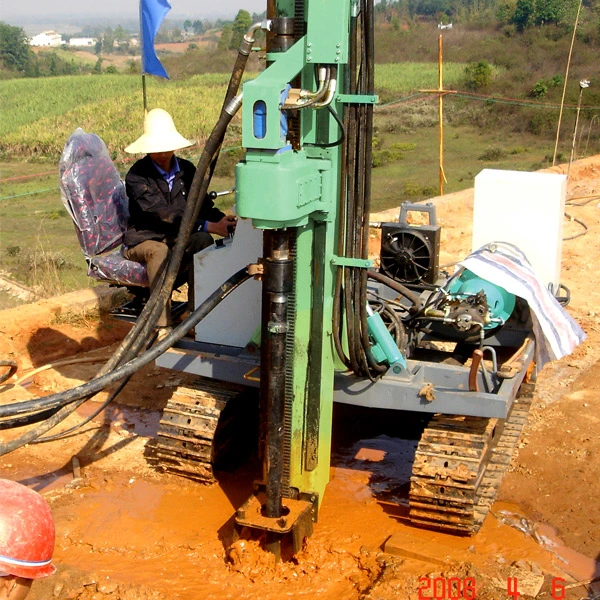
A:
124,154,224,247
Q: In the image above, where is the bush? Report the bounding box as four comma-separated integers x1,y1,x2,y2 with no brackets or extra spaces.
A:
404,182,438,199
528,112,556,135
372,142,416,168
529,81,547,99
464,61,493,91
478,146,507,161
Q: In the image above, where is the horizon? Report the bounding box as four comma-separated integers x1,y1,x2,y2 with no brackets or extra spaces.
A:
2,1,266,32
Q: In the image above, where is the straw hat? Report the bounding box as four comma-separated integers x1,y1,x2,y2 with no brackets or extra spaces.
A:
125,108,193,154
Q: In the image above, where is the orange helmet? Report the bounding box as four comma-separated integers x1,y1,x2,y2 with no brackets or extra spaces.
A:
0,479,55,579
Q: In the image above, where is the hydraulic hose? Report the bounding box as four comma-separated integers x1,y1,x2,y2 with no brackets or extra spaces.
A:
0,406,62,431
367,270,422,312
0,267,252,456
33,372,133,443
113,96,243,368
335,0,384,379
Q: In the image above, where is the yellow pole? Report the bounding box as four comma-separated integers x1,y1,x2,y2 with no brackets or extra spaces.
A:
420,35,455,196
552,0,583,166
438,35,444,196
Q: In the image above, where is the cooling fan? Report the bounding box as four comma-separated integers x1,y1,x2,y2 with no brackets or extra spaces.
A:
379,203,441,286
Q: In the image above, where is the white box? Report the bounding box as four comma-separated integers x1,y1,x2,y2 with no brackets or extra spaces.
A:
472,169,567,292
193,218,263,347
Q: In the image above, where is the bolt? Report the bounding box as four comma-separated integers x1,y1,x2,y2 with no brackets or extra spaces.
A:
277,517,287,528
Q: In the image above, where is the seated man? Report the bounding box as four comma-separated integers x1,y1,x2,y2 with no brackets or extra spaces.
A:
123,108,236,329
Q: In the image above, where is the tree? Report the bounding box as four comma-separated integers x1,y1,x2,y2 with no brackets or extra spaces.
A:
0,22,33,73
192,20,204,34
218,23,233,50
102,27,115,54
230,10,252,49
464,60,492,90
512,0,534,30
183,19,192,32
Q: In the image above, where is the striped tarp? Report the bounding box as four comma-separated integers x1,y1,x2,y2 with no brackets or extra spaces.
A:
458,242,586,368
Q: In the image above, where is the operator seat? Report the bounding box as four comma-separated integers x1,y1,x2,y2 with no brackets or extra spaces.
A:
59,128,150,315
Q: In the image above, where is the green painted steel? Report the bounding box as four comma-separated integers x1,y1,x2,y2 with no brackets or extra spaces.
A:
236,150,333,228
337,93,379,105
331,256,373,268
234,0,355,508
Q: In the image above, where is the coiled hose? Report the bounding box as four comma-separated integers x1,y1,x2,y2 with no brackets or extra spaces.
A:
0,267,252,456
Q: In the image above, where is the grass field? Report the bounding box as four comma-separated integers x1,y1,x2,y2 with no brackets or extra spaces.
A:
0,65,474,162
0,64,580,302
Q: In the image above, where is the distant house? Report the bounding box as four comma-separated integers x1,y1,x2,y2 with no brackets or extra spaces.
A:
29,31,63,47
69,37,96,47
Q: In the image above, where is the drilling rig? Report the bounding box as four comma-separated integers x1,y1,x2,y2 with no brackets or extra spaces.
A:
148,0,541,559
0,0,585,567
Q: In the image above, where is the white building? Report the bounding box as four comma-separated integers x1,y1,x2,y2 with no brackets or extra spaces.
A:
29,31,63,47
69,38,96,47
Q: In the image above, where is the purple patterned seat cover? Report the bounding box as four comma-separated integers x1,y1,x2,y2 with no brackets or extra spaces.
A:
59,129,149,287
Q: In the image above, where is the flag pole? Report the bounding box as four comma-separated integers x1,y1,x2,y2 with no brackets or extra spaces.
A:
139,0,170,112
142,74,148,112
140,0,148,112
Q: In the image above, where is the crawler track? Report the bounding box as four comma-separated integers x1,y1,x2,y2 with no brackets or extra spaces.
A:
409,382,534,535
148,378,256,483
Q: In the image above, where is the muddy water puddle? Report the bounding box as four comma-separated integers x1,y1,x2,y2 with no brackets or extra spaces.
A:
3,402,597,599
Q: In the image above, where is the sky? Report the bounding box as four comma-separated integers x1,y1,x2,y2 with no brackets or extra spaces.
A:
2,0,266,22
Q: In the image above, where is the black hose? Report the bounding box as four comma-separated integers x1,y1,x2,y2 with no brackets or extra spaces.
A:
367,270,422,312
107,105,240,373
0,33,255,455
0,267,252,456
0,406,62,430
32,374,133,443
0,359,18,385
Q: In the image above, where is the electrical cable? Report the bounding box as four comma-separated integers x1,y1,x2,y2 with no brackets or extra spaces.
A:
563,211,589,240
0,267,252,456
13,355,110,387
566,193,600,206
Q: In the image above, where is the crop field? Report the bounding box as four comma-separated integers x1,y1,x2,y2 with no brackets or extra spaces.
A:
0,73,238,161
0,65,478,160
0,63,577,301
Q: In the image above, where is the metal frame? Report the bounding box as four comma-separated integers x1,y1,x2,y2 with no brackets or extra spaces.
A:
156,336,534,419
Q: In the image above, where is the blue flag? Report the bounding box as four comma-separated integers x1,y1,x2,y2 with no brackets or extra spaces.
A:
140,0,171,79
